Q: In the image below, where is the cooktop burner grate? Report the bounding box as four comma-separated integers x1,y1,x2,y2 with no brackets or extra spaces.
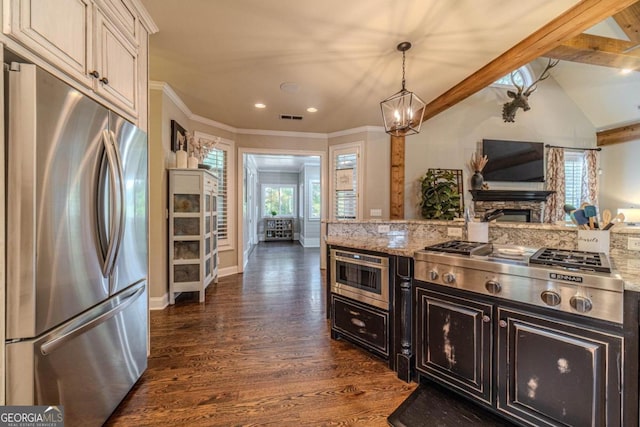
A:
529,248,611,273
424,240,488,256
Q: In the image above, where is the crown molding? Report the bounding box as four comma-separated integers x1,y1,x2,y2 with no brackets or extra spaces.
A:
130,0,159,33
191,114,238,134
149,81,193,119
150,81,383,138
236,128,327,139
328,126,385,138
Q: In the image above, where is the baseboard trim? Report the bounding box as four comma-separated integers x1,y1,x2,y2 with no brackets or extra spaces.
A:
149,294,169,310
218,266,238,277
301,237,320,248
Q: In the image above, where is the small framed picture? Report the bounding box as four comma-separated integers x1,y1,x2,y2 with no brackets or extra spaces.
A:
171,120,187,152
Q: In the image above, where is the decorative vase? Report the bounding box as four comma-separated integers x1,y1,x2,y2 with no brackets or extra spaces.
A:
471,171,484,190
176,149,187,168
187,155,198,169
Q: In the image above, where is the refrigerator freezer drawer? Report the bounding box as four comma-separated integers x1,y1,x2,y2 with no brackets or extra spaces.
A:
6,282,148,427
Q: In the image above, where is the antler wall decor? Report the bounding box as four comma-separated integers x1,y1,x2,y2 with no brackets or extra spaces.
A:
501,58,559,123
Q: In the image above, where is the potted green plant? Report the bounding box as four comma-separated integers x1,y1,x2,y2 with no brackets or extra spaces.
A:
270,210,277,217
419,169,462,220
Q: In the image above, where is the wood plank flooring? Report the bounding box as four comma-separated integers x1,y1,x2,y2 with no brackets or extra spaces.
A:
106,242,417,426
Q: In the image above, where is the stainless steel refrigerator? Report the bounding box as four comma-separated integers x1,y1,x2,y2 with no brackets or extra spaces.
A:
4,63,148,426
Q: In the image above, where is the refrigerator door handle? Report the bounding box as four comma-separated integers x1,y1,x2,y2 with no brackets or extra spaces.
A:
40,284,145,356
109,130,126,270
100,130,120,277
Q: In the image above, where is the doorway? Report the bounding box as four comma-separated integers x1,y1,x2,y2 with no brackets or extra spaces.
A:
237,148,327,272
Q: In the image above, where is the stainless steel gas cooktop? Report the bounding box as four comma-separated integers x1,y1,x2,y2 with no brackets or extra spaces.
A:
415,240,624,323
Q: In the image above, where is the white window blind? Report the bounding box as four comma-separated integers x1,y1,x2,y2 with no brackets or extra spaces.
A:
334,151,358,219
204,146,229,242
564,151,584,213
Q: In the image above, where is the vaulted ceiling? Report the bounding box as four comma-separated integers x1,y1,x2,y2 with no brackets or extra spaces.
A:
141,0,582,133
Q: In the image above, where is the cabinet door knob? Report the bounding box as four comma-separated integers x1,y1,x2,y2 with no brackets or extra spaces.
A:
499,320,507,328
100,77,109,85
482,315,491,323
89,70,100,78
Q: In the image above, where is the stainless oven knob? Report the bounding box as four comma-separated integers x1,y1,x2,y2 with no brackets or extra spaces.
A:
429,270,439,281
443,273,456,284
570,295,593,313
484,280,501,294
541,290,561,306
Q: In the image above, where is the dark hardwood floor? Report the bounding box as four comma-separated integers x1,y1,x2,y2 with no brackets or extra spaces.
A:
106,242,416,426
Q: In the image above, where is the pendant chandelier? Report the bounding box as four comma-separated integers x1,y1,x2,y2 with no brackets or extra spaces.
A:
380,42,426,136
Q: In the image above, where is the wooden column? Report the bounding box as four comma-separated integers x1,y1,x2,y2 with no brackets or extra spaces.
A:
390,134,405,219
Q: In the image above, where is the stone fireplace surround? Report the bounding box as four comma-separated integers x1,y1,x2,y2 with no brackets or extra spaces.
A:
469,190,555,223
474,200,545,223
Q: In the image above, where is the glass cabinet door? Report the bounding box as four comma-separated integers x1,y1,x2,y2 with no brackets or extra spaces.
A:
174,194,200,213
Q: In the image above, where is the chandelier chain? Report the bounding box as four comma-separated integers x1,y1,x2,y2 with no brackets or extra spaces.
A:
401,50,406,90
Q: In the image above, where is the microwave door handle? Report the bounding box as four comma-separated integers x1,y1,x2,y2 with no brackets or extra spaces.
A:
100,130,119,277
109,130,126,273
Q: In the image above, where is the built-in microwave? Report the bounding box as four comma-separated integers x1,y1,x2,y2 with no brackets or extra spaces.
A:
330,249,389,310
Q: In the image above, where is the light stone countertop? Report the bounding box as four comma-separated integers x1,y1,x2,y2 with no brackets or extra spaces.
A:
326,235,640,293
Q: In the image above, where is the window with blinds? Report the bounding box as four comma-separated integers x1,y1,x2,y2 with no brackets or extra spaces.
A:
204,145,229,244
565,151,584,214
330,143,362,220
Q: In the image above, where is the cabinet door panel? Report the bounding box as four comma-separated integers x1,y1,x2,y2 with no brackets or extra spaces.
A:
497,308,622,427
416,288,492,404
95,10,138,114
7,0,92,86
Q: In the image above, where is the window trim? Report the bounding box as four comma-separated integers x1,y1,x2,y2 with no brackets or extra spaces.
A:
491,64,534,89
329,141,364,220
309,179,321,221
195,130,235,251
564,150,585,218
261,183,297,218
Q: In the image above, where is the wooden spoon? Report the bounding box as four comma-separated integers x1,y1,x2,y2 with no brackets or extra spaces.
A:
602,209,612,228
603,212,625,230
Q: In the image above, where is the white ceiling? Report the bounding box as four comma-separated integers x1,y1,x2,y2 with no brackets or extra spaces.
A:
549,17,640,130
141,0,580,133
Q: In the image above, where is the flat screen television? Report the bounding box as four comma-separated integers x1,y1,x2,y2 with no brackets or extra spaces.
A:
481,139,545,182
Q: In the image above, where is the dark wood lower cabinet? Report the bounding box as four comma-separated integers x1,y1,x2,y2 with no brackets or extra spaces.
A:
415,288,493,404
497,308,622,427
331,294,389,357
414,282,625,427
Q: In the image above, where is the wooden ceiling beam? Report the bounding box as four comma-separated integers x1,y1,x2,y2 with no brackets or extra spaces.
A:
613,3,640,43
597,121,640,146
422,0,640,121
545,33,640,69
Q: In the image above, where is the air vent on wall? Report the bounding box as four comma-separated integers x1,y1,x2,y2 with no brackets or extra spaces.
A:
279,114,304,121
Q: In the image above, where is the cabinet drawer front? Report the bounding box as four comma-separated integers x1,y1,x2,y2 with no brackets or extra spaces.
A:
416,288,493,404
332,295,388,355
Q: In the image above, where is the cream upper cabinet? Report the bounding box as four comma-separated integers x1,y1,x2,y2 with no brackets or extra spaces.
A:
94,5,138,115
2,0,148,118
4,0,94,87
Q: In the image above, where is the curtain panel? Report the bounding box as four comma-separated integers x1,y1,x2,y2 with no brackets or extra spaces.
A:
544,147,565,223
581,150,599,206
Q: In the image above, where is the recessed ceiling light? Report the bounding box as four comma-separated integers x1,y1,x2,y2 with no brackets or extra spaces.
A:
254,103,266,109
621,68,633,75
306,107,318,113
